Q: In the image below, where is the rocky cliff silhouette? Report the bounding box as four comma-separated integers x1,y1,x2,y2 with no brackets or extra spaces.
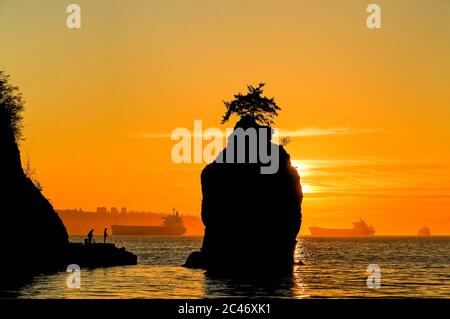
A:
0,101,137,281
185,117,302,276
0,105,69,276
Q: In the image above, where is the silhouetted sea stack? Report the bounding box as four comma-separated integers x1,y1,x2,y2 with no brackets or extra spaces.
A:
184,117,303,276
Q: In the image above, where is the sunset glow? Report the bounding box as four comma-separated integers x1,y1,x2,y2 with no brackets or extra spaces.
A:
1,0,449,235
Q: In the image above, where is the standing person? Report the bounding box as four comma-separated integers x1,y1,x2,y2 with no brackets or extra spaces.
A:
103,227,108,243
87,229,94,244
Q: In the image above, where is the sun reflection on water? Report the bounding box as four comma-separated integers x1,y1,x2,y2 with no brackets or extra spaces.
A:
13,236,450,299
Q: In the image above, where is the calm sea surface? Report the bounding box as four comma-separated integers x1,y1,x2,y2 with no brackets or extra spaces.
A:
6,236,450,298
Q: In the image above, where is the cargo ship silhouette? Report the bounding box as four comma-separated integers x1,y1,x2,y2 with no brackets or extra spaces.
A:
111,209,186,236
309,219,375,237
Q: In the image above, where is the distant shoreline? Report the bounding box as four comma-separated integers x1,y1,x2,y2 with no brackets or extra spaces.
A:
67,234,450,238
300,235,450,238
58,209,204,236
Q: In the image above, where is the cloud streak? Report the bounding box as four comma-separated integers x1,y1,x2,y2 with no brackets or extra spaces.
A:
128,133,172,139
293,158,450,199
275,127,381,138
129,127,381,139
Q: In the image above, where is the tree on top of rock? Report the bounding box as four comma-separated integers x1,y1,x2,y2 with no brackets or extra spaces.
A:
221,83,281,126
0,70,25,142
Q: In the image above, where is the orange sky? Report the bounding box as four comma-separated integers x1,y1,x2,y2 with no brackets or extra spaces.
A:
1,0,449,235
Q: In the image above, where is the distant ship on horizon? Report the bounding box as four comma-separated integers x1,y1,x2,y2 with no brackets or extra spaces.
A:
111,209,186,236
309,219,375,237
417,226,431,237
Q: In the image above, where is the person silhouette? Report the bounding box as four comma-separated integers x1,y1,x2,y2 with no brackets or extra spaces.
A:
104,227,108,243
87,229,94,244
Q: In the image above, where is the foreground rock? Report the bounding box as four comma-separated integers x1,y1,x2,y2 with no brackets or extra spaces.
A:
0,105,69,275
184,117,303,276
66,243,137,267
0,103,136,279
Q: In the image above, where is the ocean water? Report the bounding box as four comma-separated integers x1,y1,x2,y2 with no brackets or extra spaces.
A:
6,236,450,298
